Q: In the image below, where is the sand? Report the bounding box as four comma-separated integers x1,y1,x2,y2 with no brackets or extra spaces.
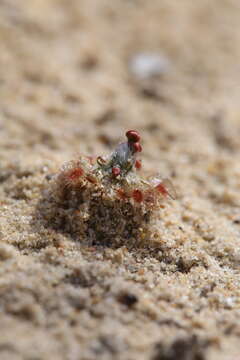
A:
0,1,240,359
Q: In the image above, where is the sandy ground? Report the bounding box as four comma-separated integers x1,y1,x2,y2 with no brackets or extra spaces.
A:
0,1,240,359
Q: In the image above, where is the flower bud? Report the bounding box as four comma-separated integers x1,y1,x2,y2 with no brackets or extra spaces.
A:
126,130,141,143
132,142,142,153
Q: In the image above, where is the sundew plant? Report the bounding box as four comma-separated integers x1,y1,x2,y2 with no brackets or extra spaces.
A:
43,130,176,246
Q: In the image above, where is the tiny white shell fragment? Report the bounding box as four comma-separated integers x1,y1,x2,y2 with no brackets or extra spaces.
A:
130,52,170,80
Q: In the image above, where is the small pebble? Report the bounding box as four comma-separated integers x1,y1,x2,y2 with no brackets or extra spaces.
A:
0,243,17,260
118,292,138,307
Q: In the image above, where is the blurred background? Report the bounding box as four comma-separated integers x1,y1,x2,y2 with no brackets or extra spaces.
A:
1,0,240,173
